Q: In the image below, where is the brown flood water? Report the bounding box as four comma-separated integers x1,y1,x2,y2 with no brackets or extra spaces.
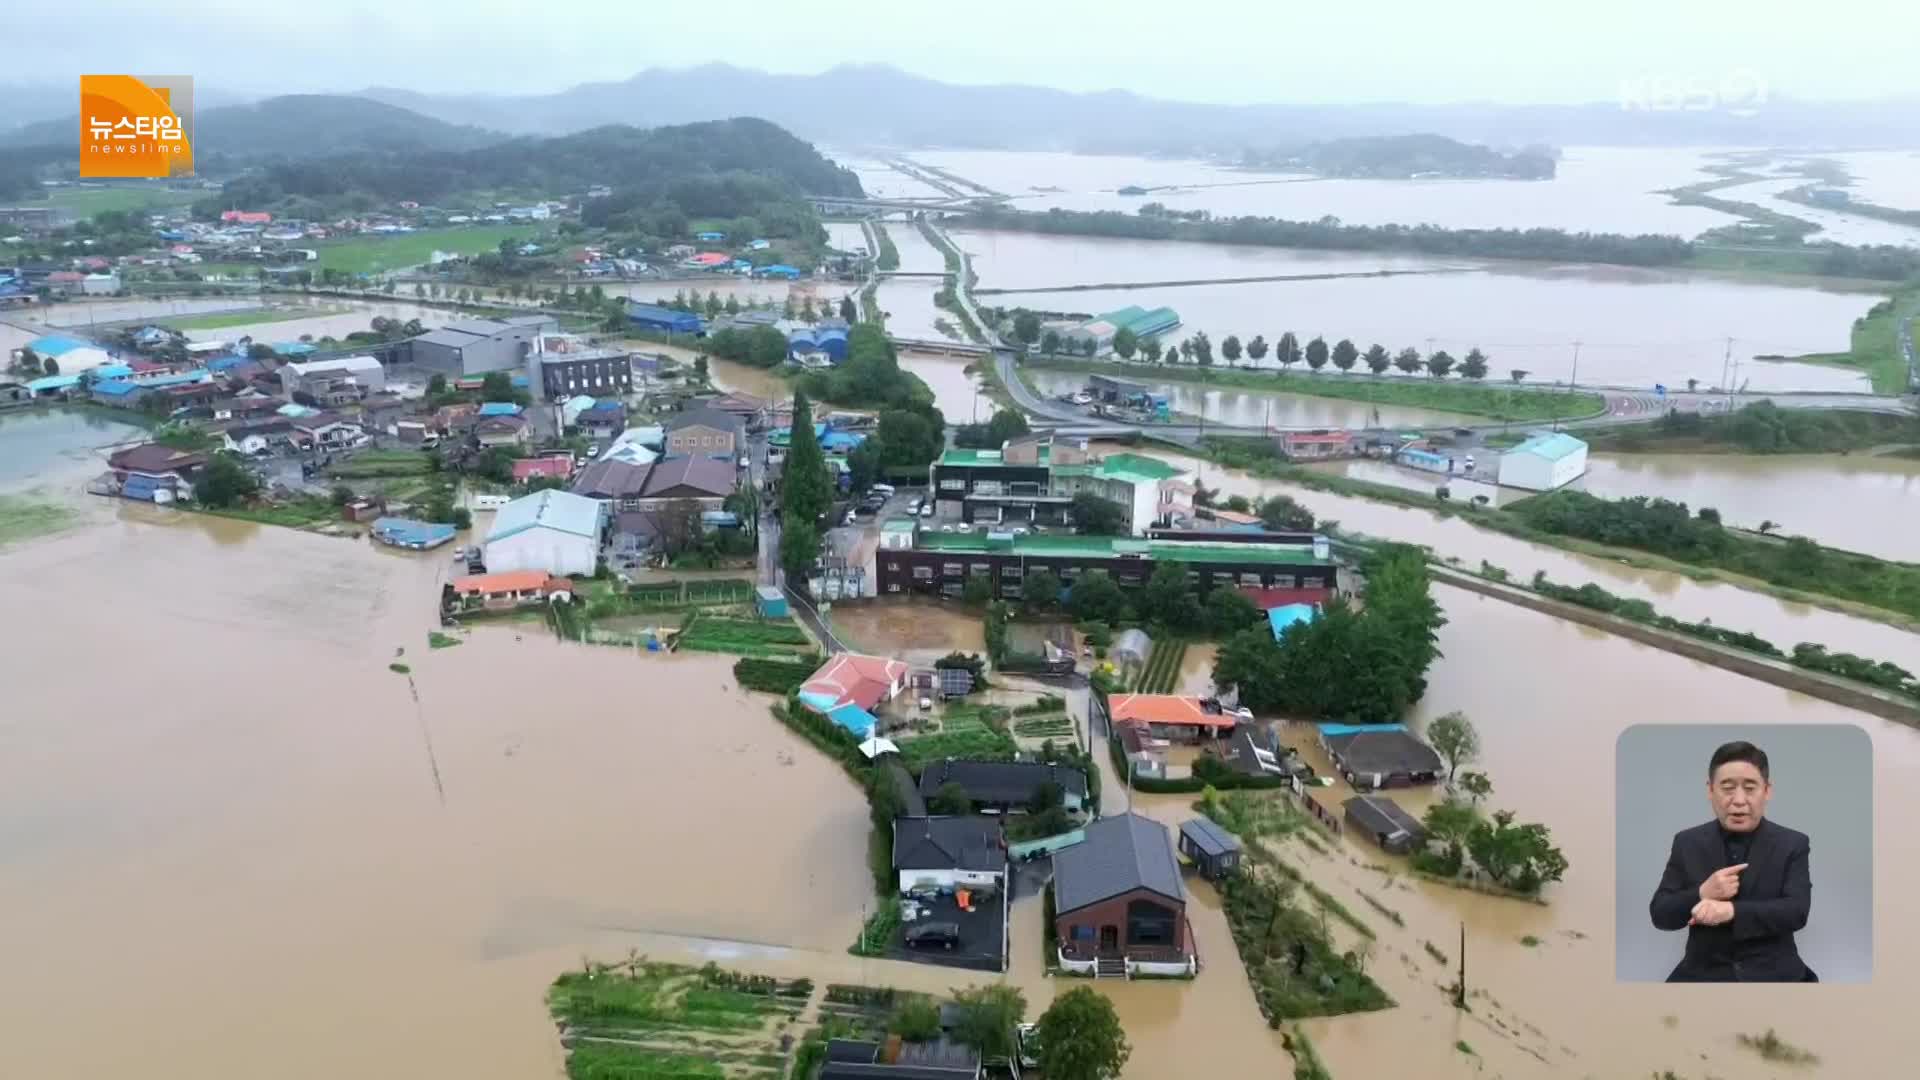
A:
2,497,1913,1077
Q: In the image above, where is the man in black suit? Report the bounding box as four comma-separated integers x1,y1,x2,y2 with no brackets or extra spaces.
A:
1649,740,1816,982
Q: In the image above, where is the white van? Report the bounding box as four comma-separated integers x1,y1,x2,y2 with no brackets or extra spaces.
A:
870,483,896,497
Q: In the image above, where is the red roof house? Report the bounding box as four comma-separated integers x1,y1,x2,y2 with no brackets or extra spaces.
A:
800,653,909,712
1109,694,1237,742
512,454,576,483
220,210,273,225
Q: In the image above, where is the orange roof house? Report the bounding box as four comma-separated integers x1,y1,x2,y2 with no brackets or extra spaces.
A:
1109,694,1236,738
450,571,572,598
799,653,909,713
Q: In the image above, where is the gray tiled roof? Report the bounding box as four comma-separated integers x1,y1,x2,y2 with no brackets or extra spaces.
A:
1052,812,1185,915
892,816,1005,873
1179,816,1242,859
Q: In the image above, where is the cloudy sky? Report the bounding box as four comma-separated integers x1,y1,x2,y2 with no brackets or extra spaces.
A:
21,0,1920,104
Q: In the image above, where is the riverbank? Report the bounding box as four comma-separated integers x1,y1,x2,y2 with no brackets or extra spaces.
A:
1025,354,1606,422
1582,402,1919,455
1761,286,1919,394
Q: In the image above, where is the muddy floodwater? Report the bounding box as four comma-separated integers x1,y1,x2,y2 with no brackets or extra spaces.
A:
1,477,1914,1076
1021,366,1483,430
0,407,148,492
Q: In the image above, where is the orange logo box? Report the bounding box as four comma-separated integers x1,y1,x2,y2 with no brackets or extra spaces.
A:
80,75,195,179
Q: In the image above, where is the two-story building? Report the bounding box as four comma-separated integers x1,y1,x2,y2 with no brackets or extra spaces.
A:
931,435,1194,534
1052,813,1195,977
664,406,744,460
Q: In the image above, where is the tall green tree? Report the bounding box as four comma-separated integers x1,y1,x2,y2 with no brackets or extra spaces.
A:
1245,334,1268,364
1188,331,1213,366
1041,329,1061,357
951,984,1028,1063
780,388,832,527
780,520,821,581
1364,344,1390,374
1256,495,1315,531
1204,585,1263,636
1014,310,1042,346
1304,335,1329,372
1467,810,1569,894
1141,562,1202,631
480,371,514,402
1111,327,1138,360
1141,339,1163,364
1220,334,1242,366
1426,710,1480,782
1066,571,1128,624
1393,347,1424,375
1426,350,1456,378
1331,338,1359,372
1070,492,1129,536
1035,987,1131,1080
1276,331,1301,371
1458,770,1494,807
1460,347,1489,380
839,296,857,323
1022,568,1062,612
193,454,259,509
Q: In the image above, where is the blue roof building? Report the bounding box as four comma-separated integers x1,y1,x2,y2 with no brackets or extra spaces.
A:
91,363,135,381
627,301,705,336
91,379,146,401
25,373,84,394
370,517,457,549
206,353,251,373
788,326,848,362
820,429,866,454
138,371,212,390
826,703,877,738
755,264,801,280
1268,603,1318,641
477,401,523,417
695,230,726,242
272,341,317,358
27,334,90,357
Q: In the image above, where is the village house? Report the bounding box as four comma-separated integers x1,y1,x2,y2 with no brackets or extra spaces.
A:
1052,812,1196,977
1107,694,1242,744
892,816,1007,894
569,460,653,509
1280,430,1360,460
105,443,208,502
915,760,1088,815
446,570,574,612
290,414,368,452
818,1038,981,1080
474,413,531,449
1343,795,1427,855
664,406,744,459
1318,722,1443,790
219,417,293,455
511,454,575,485
577,400,627,441
278,355,386,403
636,455,735,509
798,653,909,737
1177,816,1245,881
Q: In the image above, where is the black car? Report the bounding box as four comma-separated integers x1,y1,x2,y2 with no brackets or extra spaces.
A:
904,921,961,950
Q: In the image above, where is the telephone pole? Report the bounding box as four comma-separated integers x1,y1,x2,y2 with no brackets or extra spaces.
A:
1454,921,1468,1009
1720,337,1734,409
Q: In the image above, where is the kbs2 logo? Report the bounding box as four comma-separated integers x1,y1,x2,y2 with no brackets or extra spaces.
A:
79,75,195,178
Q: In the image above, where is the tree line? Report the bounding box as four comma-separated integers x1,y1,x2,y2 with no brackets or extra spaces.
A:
961,205,1693,267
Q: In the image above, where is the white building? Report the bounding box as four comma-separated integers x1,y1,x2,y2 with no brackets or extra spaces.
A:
278,355,387,398
483,489,605,577
892,817,1007,895
1497,432,1589,491
80,273,121,296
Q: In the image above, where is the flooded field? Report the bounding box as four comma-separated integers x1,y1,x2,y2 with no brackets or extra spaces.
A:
872,279,949,340
0,407,148,493
1579,451,1920,561
1830,150,1920,213
882,218,950,276
29,295,263,329
824,150,951,201
913,146,1743,236
1718,176,1920,249
1001,262,1876,393
823,220,871,254
953,227,1469,292
895,351,988,423
1022,366,1483,429
1137,444,1920,661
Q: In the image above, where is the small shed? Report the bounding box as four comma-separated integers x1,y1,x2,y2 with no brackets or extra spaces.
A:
1178,816,1244,881
1343,795,1426,854
755,585,788,618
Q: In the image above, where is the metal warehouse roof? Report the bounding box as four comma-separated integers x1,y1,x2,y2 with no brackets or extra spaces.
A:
1507,432,1588,462
914,531,1329,566
487,489,604,543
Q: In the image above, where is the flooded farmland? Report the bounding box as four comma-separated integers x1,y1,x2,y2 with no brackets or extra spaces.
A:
1021,365,1484,430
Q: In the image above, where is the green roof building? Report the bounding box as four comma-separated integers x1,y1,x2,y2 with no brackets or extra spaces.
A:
1066,305,1182,355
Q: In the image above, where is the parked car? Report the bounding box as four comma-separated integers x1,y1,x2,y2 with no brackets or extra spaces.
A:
907,496,923,513
919,502,935,518
586,444,600,457
451,546,466,560
1015,1023,1041,1069
871,483,896,497
904,921,961,950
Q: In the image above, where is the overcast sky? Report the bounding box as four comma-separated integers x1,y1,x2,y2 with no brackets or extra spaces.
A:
21,0,1920,105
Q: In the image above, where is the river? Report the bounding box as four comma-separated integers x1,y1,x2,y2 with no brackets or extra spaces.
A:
1827,150,1920,214
1716,176,1920,249
909,146,1744,236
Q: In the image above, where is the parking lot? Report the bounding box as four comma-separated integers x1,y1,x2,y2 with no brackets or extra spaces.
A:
886,885,1008,973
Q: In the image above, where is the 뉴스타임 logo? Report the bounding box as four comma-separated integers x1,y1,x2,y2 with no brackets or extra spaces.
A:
79,75,194,179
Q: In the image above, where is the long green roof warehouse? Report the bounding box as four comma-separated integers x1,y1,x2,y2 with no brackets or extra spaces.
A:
1066,305,1180,355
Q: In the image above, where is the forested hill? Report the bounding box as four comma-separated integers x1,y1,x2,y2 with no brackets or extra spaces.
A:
197,117,864,223
0,94,504,159
1261,134,1559,180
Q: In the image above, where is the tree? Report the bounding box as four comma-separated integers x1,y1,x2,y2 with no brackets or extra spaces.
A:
480,371,514,402
1013,310,1042,346
1220,334,1242,366
1141,338,1163,364
1112,327,1138,360
1460,347,1489,380
745,325,788,367
1188,331,1213,366
1466,810,1569,894
1509,368,1530,384
426,373,448,396
1304,335,1329,372
1458,770,1493,807
193,454,259,508
1142,562,1201,631
329,483,356,506
1023,568,1062,611
1256,495,1315,531
1205,586,1262,636
1426,710,1480,782
951,984,1028,1063
1035,986,1130,1080
961,573,993,607
1070,492,1129,536
839,296,857,323
1041,329,1061,357
890,997,941,1042
1080,338,1097,358
692,356,709,384
1223,494,1251,513
1419,798,1480,875
929,781,972,815
1245,334,1268,364
1393,348,1423,375
1331,338,1358,373
13,346,39,375
781,389,833,528
42,357,58,376
779,520,821,581
1275,331,1300,371
1426,350,1456,378
1065,570,1127,624
451,507,473,530
1363,344,1390,374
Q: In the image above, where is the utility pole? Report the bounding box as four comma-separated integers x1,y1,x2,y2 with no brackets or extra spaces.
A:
1454,921,1468,1009
1720,336,1734,409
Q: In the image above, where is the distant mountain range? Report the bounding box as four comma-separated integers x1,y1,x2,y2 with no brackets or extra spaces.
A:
0,94,503,160
3,65,1917,162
